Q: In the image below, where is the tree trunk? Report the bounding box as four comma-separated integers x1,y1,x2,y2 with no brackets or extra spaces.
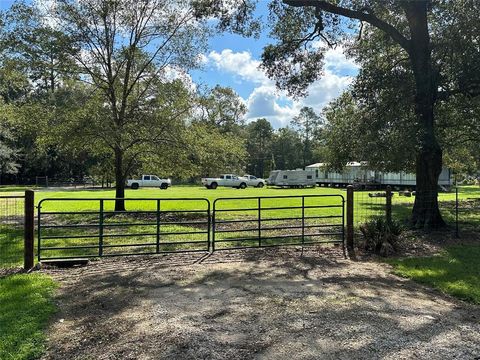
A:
412,138,444,229
114,147,126,212
404,1,445,229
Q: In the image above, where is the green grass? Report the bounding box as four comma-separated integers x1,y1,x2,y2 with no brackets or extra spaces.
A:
0,274,57,360
0,186,39,193
0,226,24,267
0,184,478,215
33,186,345,213
388,245,480,304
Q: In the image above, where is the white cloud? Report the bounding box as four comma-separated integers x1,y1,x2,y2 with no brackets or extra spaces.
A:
205,47,358,128
207,49,268,84
162,66,197,91
323,46,359,74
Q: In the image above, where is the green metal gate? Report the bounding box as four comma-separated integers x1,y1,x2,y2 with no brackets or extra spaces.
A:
212,195,345,256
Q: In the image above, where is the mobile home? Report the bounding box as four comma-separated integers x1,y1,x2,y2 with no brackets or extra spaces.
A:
306,162,452,189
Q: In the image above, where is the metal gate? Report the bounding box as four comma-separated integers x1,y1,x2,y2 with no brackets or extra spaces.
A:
37,197,210,261
37,195,345,261
212,195,345,256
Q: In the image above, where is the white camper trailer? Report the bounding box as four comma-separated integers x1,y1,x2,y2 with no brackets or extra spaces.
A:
267,169,317,188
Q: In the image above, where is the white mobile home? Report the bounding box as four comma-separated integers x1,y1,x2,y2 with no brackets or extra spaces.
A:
306,162,376,187
267,169,317,188
306,162,452,189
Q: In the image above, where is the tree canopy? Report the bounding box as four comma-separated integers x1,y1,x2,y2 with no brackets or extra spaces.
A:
1,0,479,228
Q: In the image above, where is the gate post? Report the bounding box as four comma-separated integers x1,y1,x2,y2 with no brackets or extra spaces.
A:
24,190,35,270
346,185,355,259
386,185,392,224
455,187,459,238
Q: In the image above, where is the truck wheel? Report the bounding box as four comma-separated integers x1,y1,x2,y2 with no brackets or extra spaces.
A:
239,182,247,189
205,185,211,189
131,183,139,190
256,182,264,188
210,182,218,189
160,183,168,189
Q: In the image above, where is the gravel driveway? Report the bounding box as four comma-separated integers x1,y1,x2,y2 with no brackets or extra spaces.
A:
42,248,480,359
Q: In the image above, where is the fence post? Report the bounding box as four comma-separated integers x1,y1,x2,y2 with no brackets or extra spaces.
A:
258,198,262,247
24,190,35,270
156,199,161,253
455,187,459,238
346,185,355,259
386,185,392,224
99,199,104,257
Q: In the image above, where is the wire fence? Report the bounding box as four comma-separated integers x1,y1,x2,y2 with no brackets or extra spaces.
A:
1,187,478,269
35,176,113,188
354,191,388,225
453,187,480,235
353,186,480,237
0,195,25,269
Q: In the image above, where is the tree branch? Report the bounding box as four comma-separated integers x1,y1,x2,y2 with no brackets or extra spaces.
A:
284,0,411,53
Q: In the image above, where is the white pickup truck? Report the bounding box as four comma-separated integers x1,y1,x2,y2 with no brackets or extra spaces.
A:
201,174,247,189
127,175,171,189
242,175,266,188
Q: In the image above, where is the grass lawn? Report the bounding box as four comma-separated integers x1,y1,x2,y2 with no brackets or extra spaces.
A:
34,186,346,214
0,184,478,215
0,186,39,193
388,245,480,304
0,273,57,360
0,226,24,268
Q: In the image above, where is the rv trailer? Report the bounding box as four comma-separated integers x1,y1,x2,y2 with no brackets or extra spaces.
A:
267,169,317,188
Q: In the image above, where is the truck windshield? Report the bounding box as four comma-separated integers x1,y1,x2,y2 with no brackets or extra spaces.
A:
152,176,159,180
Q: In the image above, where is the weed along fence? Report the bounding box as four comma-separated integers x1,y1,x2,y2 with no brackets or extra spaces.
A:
37,198,211,261
212,195,345,255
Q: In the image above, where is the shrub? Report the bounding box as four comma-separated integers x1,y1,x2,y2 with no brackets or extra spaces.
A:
359,217,403,256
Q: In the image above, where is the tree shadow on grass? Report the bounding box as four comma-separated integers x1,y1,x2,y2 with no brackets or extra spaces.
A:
389,245,480,304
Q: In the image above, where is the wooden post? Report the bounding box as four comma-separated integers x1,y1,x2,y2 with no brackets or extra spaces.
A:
346,185,355,259
24,190,35,270
386,185,392,224
455,186,459,238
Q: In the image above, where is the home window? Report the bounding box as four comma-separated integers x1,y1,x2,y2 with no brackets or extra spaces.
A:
307,175,312,179
283,175,288,179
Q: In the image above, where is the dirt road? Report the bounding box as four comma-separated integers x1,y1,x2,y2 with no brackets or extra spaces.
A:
42,248,480,359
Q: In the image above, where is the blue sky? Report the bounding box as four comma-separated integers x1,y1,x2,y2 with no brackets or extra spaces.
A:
1,0,359,128
189,2,359,128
